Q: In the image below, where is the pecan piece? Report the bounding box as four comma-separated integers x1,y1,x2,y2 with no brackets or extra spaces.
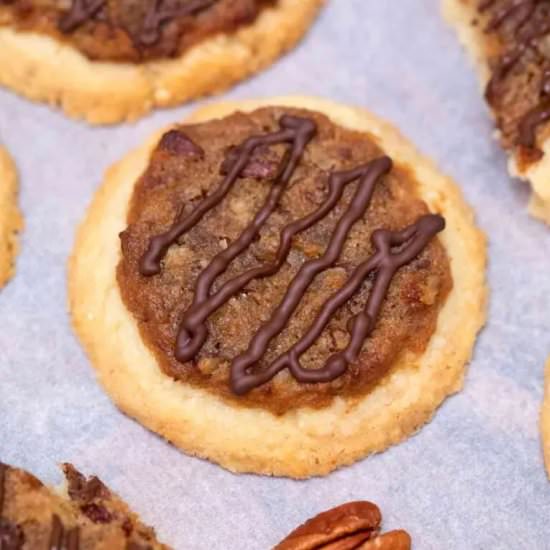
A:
274,501,411,550
361,530,411,550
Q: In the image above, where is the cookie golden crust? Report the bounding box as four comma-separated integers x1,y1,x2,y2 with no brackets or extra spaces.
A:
69,96,487,478
0,0,323,125
542,359,550,478
0,146,22,289
442,0,550,225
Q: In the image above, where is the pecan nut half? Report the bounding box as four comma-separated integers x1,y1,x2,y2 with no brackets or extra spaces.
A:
274,501,411,550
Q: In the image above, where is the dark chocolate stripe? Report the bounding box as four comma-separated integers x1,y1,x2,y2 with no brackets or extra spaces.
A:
140,0,219,45
230,157,393,393
231,214,445,394
140,115,317,277
49,515,64,550
483,0,535,32
175,162,385,362
49,514,80,550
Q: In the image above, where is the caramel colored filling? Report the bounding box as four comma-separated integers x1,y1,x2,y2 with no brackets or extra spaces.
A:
0,0,272,63
118,107,452,414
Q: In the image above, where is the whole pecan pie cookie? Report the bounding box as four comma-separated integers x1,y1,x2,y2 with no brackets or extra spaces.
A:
0,0,323,124
0,145,21,289
0,461,170,549
444,0,550,224
542,358,550,477
69,96,487,478
274,501,411,550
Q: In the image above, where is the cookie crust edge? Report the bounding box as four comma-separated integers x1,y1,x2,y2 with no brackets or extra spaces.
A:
542,359,550,478
68,96,487,478
0,146,21,288
0,0,323,124
443,0,550,225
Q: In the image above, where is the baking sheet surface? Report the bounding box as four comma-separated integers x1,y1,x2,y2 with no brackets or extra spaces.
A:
1,1,549,548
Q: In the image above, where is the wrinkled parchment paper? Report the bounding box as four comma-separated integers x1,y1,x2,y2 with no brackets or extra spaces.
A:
1,1,549,548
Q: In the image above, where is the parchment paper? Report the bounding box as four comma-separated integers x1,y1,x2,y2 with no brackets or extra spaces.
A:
1,1,549,548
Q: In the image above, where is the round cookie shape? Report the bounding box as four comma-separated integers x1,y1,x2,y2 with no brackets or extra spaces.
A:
443,0,550,224
0,145,22,289
0,0,323,124
543,358,550,478
69,97,488,478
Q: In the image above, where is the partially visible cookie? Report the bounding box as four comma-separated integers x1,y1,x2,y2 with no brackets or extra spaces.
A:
542,358,550,478
0,0,323,124
274,501,411,550
0,146,21,288
0,461,170,549
443,0,550,224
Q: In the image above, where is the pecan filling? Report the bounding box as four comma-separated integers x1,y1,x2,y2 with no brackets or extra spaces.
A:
118,107,452,414
0,0,272,62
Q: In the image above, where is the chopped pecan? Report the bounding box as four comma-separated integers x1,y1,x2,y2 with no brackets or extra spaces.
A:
63,463,109,503
220,145,280,180
274,501,411,550
158,130,205,158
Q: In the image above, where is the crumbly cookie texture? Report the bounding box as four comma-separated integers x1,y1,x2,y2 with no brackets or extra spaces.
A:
443,0,550,225
0,146,22,289
0,461,170,549
542,358,550,478
0,0,323,125
69,96,487,479
274,501,411,550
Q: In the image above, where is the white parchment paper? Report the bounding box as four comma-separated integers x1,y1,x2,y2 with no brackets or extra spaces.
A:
1,1,549,548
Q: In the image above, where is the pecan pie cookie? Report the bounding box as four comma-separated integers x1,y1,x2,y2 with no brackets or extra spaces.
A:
0,145,21,289
443,0,550,224
69,96,487,478
274,501,411,550
0,0,323,124
0,461,170,549
542,358,550,477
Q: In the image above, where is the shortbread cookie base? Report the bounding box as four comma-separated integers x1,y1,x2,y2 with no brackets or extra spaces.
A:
0,0,322,125
0,146,21,288
542,359,550,478
69,96,487,478
443,0,550,225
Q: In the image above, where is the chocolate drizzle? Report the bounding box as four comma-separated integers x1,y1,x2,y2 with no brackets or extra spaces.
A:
139,115,446,395
175,160,390,364
140,115,317,276
48,514,80,550
479,0,550,149
232,213,445,394
58,0,219,46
